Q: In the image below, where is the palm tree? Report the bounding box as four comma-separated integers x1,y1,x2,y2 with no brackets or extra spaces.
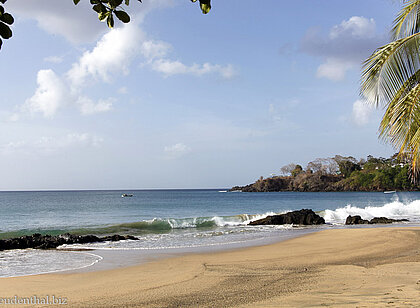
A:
361,0,420,176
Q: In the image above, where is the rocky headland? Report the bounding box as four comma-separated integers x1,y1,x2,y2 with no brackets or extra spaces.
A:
231,154,420,192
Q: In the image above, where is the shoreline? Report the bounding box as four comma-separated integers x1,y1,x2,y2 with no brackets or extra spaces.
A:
67,226,321,274
1,227,420,307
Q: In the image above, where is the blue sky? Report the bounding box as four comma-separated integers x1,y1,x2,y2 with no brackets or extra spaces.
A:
0,0,401,190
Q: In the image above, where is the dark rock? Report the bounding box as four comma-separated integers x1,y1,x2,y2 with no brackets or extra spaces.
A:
0,233,140,251
345,215,409,225
103,234,126,242
345,215,369,225
369,217,409,224
249,209,325,225
75,235,102,244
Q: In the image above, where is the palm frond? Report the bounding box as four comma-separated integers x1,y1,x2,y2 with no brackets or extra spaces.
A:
392,0,420,40
407,100,420,156
379,81,420,148
361,33,420,107
379,78,420,178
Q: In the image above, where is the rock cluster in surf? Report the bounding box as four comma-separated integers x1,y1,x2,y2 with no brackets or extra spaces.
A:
345,215,409,225
0,233,138,251
248,209,325,225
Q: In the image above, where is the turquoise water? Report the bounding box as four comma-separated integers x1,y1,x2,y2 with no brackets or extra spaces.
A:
1,190,418,237
1,190,420,277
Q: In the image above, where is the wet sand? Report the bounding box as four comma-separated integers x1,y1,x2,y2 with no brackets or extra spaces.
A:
1,227,420,307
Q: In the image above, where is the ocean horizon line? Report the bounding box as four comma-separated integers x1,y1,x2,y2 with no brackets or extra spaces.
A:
0,188,230,193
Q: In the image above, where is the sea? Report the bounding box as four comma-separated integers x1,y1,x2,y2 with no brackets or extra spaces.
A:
1,189,420,277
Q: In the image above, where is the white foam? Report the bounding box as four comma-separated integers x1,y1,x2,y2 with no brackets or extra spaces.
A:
323,199,420,224
160,211,283,229
0,249,102,278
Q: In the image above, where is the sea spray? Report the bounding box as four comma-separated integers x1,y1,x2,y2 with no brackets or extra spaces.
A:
322,198,420,224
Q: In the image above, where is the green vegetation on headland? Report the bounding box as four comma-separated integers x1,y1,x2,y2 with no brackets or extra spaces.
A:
231,154,420,192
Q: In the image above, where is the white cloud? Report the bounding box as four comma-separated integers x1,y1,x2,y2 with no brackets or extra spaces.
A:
301,16,384,81
23,70,113,118
20,22,146,119
330,16,376,39
24,70,69,118
21,24,143,118
152,60,236,79
5,0,105,44
67,24,145,89
141,40,171,60
316,58,353,81
352,100,373,126
44,56,64,64
17,1,235,119
164,143,191,158
61,133,103,147
77,97,114,116
0,133,103,155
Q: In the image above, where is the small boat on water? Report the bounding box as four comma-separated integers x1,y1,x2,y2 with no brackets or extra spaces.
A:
384,191,396,194
121,193,134,198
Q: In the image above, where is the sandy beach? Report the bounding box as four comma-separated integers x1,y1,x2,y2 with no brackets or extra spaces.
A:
1,227,420,307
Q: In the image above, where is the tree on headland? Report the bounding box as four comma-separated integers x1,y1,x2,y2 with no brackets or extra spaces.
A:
0,0,211,50
361,0,420,178
306,158,339,175
280,163,297,176
291,165,303,177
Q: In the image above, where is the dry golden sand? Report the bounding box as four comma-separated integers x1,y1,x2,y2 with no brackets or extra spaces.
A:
1,227,420,307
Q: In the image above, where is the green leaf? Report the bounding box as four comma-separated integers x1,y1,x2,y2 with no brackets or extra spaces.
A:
93,3,107,13
0,6,4,15
200,4,211,14
0,13,14,25
98,11,110,21
199,0,211,14
191,0,198,2
114,10,130,23
124,0,129,5
73,0,81,5
107,14,114,28
90,0,100,4
0,21,12,39
0,38,2,50
109,0,123,9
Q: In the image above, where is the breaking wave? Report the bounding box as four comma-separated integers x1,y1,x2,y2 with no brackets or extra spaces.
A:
0,212,281,239
322,199,420,224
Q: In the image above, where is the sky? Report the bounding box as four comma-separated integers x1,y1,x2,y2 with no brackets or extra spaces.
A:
0,0,402,190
